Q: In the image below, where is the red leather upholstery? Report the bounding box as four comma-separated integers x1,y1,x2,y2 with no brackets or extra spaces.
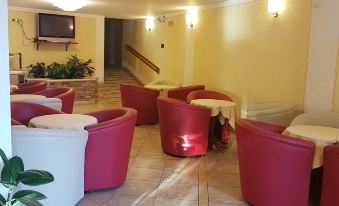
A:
243,119,286,134
11,118,23,126
187,90,232,103
168,85,205,102
84,108,137,191
321,145,339,206
236,119,315,206
34,87,75,113
15,81,47,94
11,102,64,126
120,84,159,125
157,97,211,156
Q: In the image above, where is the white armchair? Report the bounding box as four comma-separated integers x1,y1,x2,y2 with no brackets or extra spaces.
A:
12,127,88,206
291,112,339,128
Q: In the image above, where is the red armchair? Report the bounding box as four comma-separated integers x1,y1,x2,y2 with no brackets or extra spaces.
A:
157,97,211,157
168,85,205,102
11,102,63,126
187,90,232,103
11,118,23,126
34,87,75,113
120,84,159,125
235,119,315,206
84,108,137,191
15,81,47,94
321,145,339,206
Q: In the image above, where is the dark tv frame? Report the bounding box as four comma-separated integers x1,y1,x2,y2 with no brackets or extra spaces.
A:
38,13,75,39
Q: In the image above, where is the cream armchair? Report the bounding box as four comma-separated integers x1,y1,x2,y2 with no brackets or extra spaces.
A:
12,127,88,206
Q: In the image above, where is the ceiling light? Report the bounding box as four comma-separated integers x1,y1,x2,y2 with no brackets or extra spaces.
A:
185,7,198,28
268,0,284,17
145,17,155,32
46,0,89,11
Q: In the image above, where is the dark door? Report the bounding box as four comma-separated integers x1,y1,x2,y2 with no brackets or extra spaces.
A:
104,18,123,68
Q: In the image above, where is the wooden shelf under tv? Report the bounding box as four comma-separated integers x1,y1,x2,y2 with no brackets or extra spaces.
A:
33,39,78,51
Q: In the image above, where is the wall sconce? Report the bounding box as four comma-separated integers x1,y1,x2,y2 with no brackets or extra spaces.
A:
268,0,284,17
145,17,154,31
185,8,198,28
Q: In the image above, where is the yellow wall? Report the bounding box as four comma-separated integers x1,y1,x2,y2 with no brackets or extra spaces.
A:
124,15,186,83
124,0,311,110
332,38,339,112
8,11,96,71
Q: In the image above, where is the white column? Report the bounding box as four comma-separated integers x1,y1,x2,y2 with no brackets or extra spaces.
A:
0,0,12,156
95,16,105,83
304,1,339,111
183,26,195,86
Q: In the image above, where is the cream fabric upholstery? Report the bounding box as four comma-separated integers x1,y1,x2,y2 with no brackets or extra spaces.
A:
23,97,62,111
291,112,339,129
12,127,88,206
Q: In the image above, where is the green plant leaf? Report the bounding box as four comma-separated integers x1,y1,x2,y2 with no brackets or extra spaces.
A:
0,193,6,205
17,170,54,186
0,148,16,187
13,190,46,200
15,197,43,206
0,148,11,172
9,156,24,176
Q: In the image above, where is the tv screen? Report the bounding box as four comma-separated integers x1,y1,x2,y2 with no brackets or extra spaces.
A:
38,13,75,40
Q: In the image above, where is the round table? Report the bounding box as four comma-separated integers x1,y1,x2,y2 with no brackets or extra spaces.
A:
190,99,236,128
29,114,98,131
11,94,46,102
284,125,339,168
144,84,177,97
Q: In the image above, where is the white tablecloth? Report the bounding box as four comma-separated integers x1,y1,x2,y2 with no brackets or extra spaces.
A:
29,114,98,131
144,84,177,97
10,85,18,94
284,125,339,168
190,99,237,129
11,94,46,102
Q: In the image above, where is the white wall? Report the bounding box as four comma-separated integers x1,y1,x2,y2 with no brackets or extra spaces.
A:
0,0,12,156
304,0,339,111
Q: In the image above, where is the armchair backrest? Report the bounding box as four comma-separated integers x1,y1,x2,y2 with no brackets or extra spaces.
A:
235,119,315,206
84,108,137,191
11,102,64,126
321,145,339,206
15,81,47,94
157,97,211,156
168,85,205,102
120,83,159,125
187,90,232,103
34,87,75,113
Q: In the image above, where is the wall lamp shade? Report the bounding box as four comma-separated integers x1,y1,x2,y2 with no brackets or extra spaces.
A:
185,8,198,28
46,0,89,11
268,0,284,17
145,17,155,31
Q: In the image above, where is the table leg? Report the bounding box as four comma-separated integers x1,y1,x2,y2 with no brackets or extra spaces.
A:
309,167,323,205
208,117,217,150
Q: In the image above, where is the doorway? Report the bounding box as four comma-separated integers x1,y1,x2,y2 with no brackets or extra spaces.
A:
104,18,123,69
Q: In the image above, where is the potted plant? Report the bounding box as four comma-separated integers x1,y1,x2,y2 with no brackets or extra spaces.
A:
27,63,46,78
46,62,66,79
64,55,95,79
0,148,54,206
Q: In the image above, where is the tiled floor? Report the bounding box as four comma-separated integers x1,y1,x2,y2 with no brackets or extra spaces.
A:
75,67,247,206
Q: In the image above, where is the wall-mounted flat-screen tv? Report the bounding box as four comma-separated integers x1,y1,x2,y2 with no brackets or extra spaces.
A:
38,13,75,41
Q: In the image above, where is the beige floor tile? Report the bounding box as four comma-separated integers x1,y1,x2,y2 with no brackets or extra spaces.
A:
199,158,209,206
106,194,155,206
113,180,159,197
157,182,198,201
128,156,135,168
207,174,240,187
206,162,239,175
208,186,247,204
164,158,199,172
161,168,198,185
127,167,163,182
131,157,166,169
76,192,112,206
154,197,198,206
138,147,168,158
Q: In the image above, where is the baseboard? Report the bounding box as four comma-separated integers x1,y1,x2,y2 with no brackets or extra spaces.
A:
122,61,149,85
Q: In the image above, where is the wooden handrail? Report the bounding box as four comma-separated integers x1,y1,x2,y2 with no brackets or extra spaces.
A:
125,44,160,74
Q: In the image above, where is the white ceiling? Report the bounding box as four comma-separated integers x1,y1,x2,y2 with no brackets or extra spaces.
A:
8,0,229,19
